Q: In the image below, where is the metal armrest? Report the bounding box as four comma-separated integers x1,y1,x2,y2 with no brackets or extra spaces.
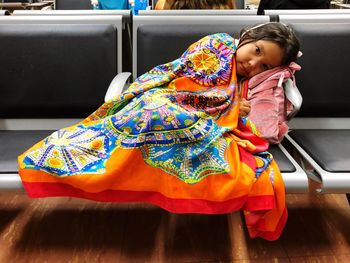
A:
284,79,303,120
286,133,350,193
277,143,309,193
0,173,24,190
104,72,132,102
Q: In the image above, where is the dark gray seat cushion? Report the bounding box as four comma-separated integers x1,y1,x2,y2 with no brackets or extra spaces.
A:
289,129,350,172
0,24,117,118
268,144,296,173
286,23,350,117
0,130,54,173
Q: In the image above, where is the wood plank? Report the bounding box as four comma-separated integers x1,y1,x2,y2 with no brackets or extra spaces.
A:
0,180,349,263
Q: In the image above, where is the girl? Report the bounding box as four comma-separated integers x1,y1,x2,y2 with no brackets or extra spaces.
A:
237,22,302,144
18,22,300,241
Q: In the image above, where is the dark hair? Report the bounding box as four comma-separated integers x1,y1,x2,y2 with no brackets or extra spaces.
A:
237,22,300,66
170,0,234,9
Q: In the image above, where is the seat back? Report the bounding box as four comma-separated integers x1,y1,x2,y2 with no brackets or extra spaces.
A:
55,0,92,10
279,14,350,23
0,15,122,119
265,9,350,16
13,10,131,19
12,10,132,73
133,15,269,77
279,16,350,117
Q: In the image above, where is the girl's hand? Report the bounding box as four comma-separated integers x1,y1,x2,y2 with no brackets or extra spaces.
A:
239,98,251,117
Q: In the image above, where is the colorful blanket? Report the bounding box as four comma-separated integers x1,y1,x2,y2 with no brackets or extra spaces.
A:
18,33,287,241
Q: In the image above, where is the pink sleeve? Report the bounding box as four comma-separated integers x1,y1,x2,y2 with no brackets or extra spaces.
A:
247,82,288,144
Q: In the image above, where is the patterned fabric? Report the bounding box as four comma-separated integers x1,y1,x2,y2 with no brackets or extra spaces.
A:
18,33,287,241
23,127,110,176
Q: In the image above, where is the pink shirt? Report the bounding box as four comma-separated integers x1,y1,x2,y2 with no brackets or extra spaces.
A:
246,62,301,144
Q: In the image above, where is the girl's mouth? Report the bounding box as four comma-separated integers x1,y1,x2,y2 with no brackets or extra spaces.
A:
238,62,248,77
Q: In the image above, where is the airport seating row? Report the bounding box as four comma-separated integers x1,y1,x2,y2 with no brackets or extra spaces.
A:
52,0,245,11
0,11,349,205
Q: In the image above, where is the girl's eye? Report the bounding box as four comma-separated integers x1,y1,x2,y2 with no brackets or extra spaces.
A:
255,46,260,54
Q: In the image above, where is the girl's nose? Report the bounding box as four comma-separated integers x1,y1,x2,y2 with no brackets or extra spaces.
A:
249,59,258,69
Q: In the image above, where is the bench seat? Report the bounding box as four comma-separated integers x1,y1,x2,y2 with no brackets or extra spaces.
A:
287,130,350,193
0,130,309,193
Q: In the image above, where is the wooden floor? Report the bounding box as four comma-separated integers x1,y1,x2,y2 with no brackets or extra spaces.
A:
0,181,349,263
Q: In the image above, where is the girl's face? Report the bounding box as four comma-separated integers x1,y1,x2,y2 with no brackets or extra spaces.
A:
236,40,284,78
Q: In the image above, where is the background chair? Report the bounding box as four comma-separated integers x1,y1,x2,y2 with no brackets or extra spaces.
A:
278,15,350,200
0,15,123,189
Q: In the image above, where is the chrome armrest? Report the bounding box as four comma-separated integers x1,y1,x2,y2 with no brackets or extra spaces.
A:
284,78,303,120
104,72,132,102
0,174,24,191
